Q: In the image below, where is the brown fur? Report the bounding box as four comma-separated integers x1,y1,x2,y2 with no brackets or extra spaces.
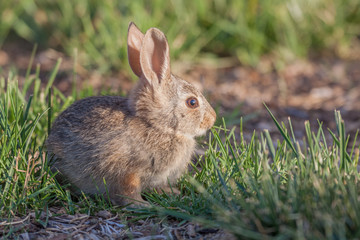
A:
46,22,216,206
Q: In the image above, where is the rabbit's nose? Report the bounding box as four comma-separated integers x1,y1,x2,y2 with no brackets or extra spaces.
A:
200,106,216,130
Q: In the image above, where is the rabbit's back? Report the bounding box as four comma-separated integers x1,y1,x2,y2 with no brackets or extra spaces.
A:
48,96,131,156
47,96,132,191
51,96,130,133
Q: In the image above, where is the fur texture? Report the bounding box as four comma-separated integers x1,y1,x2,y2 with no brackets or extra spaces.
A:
46,22,216,205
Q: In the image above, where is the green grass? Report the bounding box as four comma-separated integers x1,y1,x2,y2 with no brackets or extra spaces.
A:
1,0,359,73
1,1,359,238
1,64,360,239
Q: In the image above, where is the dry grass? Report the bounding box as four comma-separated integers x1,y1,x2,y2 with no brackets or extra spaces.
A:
0,208,235,239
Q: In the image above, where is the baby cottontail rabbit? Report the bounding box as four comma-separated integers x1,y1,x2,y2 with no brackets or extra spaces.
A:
46,22,216,206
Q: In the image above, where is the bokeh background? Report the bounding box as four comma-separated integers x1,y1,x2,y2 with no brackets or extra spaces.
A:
1,0,360,138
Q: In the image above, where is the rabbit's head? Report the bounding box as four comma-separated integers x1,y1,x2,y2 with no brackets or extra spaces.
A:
127,23,216,138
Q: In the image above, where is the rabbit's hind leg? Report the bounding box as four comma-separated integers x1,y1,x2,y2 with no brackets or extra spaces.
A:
109,172,148,206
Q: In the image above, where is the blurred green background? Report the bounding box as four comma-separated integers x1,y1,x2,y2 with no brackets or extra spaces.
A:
1,0,359,74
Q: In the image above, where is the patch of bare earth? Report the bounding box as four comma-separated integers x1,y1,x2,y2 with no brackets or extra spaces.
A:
0,208,235,239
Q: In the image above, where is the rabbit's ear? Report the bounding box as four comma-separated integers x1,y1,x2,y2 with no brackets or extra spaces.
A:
128,22,145,78
140,28,171,86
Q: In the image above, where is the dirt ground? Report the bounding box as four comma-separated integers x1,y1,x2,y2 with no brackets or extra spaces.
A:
1,42,360,239
1,208,235,239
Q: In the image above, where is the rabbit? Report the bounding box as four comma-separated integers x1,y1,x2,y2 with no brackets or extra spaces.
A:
46,22,216,206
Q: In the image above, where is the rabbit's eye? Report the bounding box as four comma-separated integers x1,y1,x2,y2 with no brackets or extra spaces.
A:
186,97,199,109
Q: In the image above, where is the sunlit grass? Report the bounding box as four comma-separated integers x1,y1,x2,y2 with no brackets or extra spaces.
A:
148,111,360,239
1,0,359,73
1,1,360,237
1,64,360,239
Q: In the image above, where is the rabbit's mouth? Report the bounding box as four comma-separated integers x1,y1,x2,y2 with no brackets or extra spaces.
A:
196,128,209,137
